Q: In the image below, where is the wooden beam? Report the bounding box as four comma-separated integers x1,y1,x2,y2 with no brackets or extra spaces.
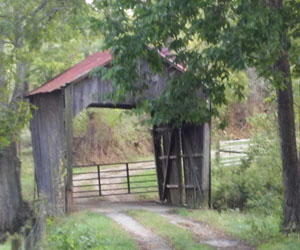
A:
64,85,73,213
158,153,203,160
88,103,135,109
175,129,183,205
152,127,164,201
166,184,196,189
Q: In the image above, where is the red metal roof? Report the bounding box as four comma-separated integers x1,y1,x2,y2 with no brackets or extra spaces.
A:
28,48,184,96
28,51,113,96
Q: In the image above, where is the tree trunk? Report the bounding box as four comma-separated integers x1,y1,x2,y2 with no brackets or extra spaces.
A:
0,143,30,242
0,32,30,239
0,38,6,102
276,52,300,232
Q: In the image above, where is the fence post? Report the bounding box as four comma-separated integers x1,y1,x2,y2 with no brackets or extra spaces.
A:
216,140,220,163
24,226,31,250
97,165,101,196
126,163,130,194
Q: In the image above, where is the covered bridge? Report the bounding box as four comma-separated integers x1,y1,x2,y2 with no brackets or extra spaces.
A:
27,50,211,214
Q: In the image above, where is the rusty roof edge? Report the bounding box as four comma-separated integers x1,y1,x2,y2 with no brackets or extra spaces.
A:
27,55,112,98
27,59,85,97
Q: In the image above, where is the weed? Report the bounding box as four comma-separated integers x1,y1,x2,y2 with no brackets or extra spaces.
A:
43,211,138,250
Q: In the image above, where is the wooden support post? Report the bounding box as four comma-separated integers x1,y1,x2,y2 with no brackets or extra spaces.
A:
161,129,174,200
175,129,183,205
216,140,220,163
97,165,101,196
64,85,73,213
66,190,73,212
126,163,130,194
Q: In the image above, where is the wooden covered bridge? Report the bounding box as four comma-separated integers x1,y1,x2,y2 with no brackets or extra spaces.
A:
27,50,211,214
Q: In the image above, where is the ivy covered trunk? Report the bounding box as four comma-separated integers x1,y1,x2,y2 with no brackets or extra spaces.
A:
276,52,300,232
0,34,30,240
0,143,30,242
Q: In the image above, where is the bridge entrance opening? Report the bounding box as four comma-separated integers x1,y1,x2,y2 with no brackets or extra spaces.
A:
71,108,158,201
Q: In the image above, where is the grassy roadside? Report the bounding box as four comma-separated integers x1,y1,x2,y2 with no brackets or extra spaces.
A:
127,210,213,250
0,242,9,250
43,211,138,250
175,208,300,250
20,146,35,202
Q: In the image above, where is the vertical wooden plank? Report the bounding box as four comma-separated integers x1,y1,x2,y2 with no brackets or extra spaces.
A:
64,85,73,213
152,127,164,201
97,165,101,196
163,128,180,205
174,128,183,205
202,122,211,208
182,124,195,208
162,128,172,203
182,124,204,208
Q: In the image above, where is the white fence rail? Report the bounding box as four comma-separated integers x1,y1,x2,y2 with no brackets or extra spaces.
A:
215,139,251,167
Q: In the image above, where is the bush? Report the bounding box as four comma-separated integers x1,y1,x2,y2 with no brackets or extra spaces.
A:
212,113,283,217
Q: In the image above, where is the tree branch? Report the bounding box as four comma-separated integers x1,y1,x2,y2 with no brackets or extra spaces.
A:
32,0,49,19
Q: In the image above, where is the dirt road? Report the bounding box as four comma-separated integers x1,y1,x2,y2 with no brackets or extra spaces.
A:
73,164,254,250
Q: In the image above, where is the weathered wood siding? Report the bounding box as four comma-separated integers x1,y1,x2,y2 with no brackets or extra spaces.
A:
153,123,210,208
30,92,65,214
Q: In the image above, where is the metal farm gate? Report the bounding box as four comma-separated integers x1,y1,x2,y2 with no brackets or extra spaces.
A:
72,160,158,199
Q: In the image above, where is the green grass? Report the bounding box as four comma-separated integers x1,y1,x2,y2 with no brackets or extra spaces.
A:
0,241,10,250
20,148,35,201
127,155,154,162
18,128,35,202
0,234,23,250
43,211,138,250
174,208,300,249
128,169,158,200
258,235,300,250
127,210,213,250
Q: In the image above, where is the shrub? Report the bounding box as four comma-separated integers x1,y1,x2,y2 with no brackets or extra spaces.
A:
212,113,283,217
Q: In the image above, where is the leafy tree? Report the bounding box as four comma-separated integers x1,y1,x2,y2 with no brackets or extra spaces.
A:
0,0,94,239
92,0,300,232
